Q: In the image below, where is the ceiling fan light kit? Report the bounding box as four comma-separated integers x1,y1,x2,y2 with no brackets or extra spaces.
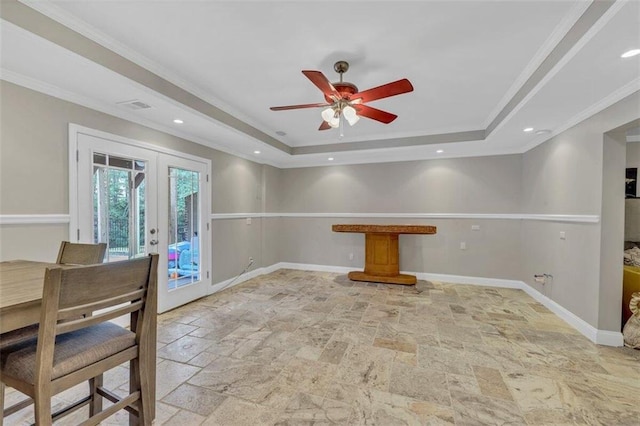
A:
270,60,413,131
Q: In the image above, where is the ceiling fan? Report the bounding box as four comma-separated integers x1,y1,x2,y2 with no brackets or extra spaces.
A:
270,60,414,131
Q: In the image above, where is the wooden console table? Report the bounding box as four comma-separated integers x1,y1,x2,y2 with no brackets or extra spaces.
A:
332,224,437,285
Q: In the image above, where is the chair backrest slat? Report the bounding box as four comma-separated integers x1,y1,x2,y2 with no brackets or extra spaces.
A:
57,288,146,321
35,254,158,385
56,301,143,335
57,258,153,310
56,241,107,265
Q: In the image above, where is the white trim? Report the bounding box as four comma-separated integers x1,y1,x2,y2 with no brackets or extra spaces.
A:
69,124,211,164
1,212,599,225
276,262,353,275
19,0,274,141
209,264,278,294
69,123,79,240
208,261,623,347
521,79,640,153
210,213,269,220
518,282,623,346
1,69,280,168
0,214,70,225
595,330,626,347
488,0,628,137
416,272,522,289
485,1,591,128
211,212,600,223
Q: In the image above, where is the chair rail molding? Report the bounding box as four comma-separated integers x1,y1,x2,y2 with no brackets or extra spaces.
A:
210,212,600,223
0,214,70,225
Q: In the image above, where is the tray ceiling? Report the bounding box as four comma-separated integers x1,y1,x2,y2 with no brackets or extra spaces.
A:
1,0,639,167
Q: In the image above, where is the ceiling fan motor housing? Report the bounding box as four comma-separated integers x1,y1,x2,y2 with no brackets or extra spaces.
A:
324,82,358,104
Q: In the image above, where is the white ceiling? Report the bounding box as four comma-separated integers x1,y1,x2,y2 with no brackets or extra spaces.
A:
1,0,639,167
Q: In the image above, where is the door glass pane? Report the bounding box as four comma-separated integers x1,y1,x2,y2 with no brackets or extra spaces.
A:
168,167,200,290
92,153,146,262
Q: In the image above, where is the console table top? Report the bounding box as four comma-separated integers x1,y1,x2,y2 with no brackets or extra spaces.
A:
331,224,437,234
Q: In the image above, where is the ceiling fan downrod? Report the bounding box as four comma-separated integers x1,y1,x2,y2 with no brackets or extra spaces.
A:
334,60,349,83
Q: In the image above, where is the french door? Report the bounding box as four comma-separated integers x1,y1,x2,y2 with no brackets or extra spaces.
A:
73,129,210,313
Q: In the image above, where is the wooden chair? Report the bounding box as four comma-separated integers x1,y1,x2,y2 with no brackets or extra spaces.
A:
56,241,107,265
0,254,158,425
0,241,108,350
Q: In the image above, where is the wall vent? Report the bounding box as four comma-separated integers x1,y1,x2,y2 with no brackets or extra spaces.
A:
117,99,152,110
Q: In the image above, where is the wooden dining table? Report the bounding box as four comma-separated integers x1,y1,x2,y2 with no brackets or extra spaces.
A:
0,259,157,423
0,260,54,334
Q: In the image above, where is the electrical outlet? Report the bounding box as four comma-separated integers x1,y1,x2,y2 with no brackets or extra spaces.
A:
460,242,467,250
349,253,354,260
471,225,480,231
246,217,252,225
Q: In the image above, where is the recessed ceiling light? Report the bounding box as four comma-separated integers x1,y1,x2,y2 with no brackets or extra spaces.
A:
436,149,444,153
253,150,261,154
621,49,640,58
328,157,334,161
523,127,534,132
173,119,184,124
535,129,551,135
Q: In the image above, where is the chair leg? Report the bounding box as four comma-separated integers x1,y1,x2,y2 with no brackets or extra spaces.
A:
33,387,52,426
1,382,5,426
89,375,103,416
129,358,155,426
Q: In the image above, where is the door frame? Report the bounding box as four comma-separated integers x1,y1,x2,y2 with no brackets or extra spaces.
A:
68,124,212,309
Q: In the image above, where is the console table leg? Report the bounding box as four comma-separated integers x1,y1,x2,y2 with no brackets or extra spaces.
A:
347,233,416,285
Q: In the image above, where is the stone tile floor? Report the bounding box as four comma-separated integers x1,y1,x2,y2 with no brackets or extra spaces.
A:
5,269,640,425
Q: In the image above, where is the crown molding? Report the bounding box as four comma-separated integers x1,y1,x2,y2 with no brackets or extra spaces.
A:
484,1,592,128
18,0,280,141
520,80,640,153
6,1,636,168
0,68,283,169
486,0,625,137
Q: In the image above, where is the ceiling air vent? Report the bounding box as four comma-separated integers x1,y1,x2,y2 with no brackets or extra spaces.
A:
117,99,152,110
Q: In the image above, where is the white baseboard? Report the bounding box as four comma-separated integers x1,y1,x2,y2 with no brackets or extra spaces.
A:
594,329,625,347
276,262,353,275
208,261,624,347
415,272,522,289
208,265,270,294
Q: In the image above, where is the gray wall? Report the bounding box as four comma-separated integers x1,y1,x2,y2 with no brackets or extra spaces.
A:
599,132,626,331
521,93,640,330
627,142,640,168
279,156,523,213
2,80,639,334
0,81,268,282
277,156,524,280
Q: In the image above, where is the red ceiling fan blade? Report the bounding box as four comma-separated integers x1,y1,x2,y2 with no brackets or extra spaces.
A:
270,102,331,111
318,121,331,131
302,70,340,100
354,104,398,124
350,78,413,103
